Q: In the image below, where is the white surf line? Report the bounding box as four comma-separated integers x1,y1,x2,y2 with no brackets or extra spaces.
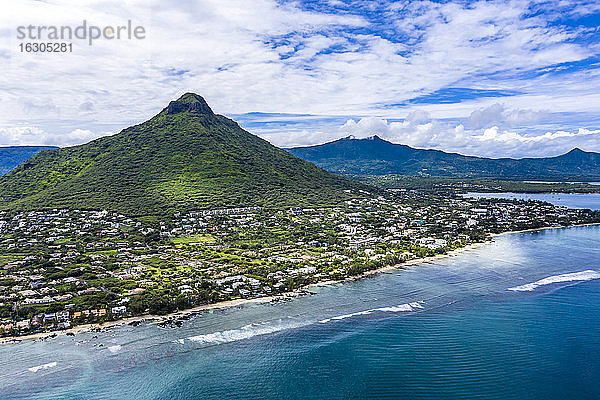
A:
319,301,425,324
28,361,57,373
174,302,425,345
179,320,308,346
508,270,600,292
108,345,122,353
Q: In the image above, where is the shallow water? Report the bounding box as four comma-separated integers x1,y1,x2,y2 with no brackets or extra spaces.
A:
2,225,600,399
463,192,600,210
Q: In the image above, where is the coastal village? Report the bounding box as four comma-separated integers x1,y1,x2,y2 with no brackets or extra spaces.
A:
1,190,599,338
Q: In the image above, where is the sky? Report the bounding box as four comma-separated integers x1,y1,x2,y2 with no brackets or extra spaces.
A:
1,0,600,158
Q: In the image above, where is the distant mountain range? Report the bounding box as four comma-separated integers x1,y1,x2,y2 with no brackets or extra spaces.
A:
287,136,600,181
0,146,58,176
0,94,362,217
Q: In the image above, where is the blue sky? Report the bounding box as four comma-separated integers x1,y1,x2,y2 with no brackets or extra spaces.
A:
1,0,600,157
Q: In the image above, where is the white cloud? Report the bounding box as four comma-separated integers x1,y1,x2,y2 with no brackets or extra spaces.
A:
0,0,598,157
468,103,548,129
0,126,110,147
468,104,505,130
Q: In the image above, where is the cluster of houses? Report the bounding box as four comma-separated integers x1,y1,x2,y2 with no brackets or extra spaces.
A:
1,191,598,336
0,306,130,335
0,209,138,251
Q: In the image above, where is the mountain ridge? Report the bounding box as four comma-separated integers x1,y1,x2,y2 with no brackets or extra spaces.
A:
287,135,600,180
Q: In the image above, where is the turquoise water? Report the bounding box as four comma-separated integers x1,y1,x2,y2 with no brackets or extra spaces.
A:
464,192,600,210
2,216,600,398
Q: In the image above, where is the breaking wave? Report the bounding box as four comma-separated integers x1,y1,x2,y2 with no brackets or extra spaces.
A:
28,361,57,373
108,345,122,353
508,270,600,292
176,302,424,346
183,320,305,346
319,301,424,324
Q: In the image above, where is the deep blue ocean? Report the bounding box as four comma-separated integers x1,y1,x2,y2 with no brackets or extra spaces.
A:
2,195,600,399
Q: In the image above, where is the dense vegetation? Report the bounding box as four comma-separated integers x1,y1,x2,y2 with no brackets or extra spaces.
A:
0,94,364,218
287,135,600,180
0,146,57,176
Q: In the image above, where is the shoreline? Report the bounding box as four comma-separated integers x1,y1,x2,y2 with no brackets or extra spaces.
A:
491,222,600,236
3,222,599,344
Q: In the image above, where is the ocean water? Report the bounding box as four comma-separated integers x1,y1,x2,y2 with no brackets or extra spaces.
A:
463,192,600,210
2,222,600,398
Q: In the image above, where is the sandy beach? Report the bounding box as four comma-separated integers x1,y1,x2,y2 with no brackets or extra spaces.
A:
3,222,599,344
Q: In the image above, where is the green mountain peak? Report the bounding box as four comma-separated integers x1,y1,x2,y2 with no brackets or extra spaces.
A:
0,94,362,217
163,92,214,116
